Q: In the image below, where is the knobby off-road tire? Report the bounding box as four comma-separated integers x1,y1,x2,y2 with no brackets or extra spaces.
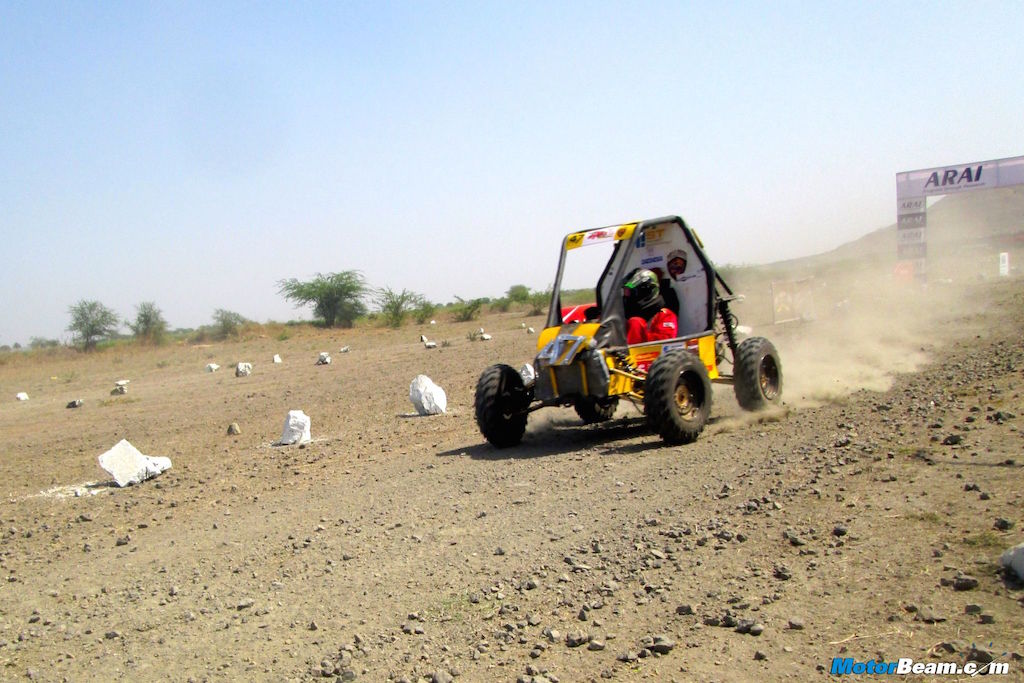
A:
733,336,782,411
573,397,619,424
475,364,529,448
644,349,712,445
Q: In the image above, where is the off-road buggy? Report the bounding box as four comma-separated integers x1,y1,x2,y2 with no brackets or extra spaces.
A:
474,215,783,447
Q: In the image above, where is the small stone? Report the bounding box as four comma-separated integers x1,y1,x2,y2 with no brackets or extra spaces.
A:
648,635,675,654
227,423,241,435
787,618,804,630
749,623,765,636
994,518,1014,531
675,604,694,616
964,604,983,614
953,575,979,591
942,434,962,446
979,614,996,624
915,606,945,623
832,525,848,537
754,650,767,661
566,631,590,648
588,639,605,651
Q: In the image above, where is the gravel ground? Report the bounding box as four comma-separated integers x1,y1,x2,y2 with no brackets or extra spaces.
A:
1,275,1022,682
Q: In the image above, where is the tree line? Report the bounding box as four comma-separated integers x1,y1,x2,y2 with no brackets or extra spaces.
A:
23,271,551,352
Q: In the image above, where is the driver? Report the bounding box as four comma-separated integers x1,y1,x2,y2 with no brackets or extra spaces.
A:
622,268,678,345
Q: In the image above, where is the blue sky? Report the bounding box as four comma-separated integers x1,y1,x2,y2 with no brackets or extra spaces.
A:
2,1,1022,345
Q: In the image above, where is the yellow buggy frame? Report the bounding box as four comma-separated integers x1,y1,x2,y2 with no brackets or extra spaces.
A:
475,216,782,447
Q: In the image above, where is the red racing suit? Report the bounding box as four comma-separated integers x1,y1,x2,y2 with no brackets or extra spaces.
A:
626,307,678,345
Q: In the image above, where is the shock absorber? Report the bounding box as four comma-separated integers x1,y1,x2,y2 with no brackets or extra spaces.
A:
611,349,640,377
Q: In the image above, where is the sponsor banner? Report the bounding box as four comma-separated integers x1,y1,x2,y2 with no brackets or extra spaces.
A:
897,197,926,215
771,278,816,325
897,242,927,260
566,223,636,250
897,227,925,244
896,154,1024,198
893,261,915,281
897,212,926,229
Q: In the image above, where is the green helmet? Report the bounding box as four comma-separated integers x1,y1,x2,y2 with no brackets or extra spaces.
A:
623,268,659,310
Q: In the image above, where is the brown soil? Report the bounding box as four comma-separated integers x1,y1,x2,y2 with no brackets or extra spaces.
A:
1,276,1023,683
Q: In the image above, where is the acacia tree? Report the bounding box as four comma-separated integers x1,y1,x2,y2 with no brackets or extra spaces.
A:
506,284,530,304
129,301,169,344
67,300,120,351
374,288,424,328
212,309,248,339
277,271,368,328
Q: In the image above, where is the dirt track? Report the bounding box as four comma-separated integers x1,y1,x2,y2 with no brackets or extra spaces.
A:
1,276,1023,682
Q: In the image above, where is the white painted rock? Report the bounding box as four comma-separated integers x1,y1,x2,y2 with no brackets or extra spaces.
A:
277,410,311,445
316,352,332,365
15,392,29,401
206,363,220,373
409,375,447,416
1001,543,1024,581
98,439,172,487
235,362,253,377
339,346,350,353
114,379,130,387
273,354,282,364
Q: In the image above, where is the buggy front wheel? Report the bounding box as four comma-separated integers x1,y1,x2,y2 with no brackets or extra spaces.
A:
644,349,712,445
475,364,530,448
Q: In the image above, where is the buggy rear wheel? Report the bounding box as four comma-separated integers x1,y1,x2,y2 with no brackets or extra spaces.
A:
644,349,712,445
573,396,619,424
475,364,530,448
733,337,782,411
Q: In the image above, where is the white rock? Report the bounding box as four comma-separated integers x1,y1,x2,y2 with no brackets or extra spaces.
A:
277,410,311,445
114,379,130,387
15,392,29,401
316,352,332,365
424,341,437,349
206,363,220,373
339,346,350,353
480,333,492,341
429,320,436,325
272,354,282,364
98,439,172,487
520,363,537,386
409,375,447,416
1002,543,1024,581
527,327,535,334
419,334,428,342
235,362,253,377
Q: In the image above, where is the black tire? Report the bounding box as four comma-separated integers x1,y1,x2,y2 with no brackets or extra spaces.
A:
573,396,619,424
644,349,712,444
475,364,529,448
734,336,782,411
